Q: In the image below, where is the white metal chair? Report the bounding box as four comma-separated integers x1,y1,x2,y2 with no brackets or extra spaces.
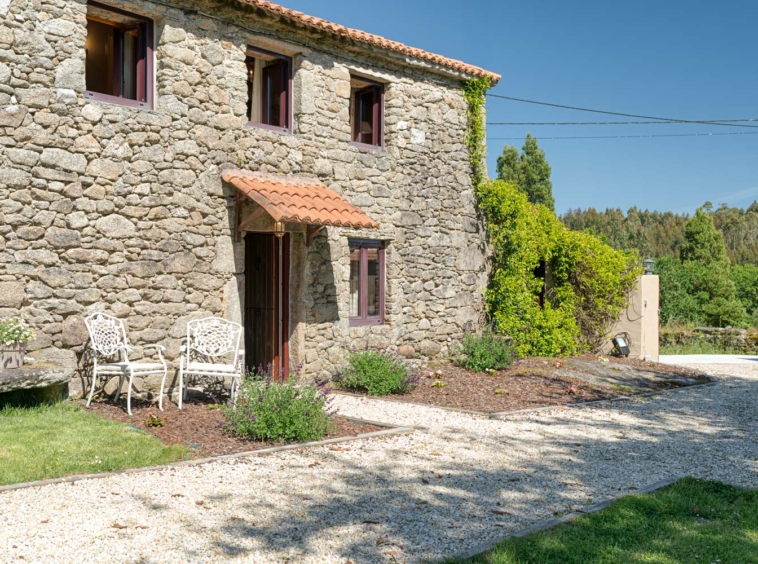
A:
172,317,244,409
84,313,168,416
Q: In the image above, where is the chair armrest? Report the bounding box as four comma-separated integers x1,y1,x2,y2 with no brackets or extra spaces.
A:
180,345,187,353
238,349,246,355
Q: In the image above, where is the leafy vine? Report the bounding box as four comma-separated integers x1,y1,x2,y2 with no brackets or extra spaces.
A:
462,76,491,187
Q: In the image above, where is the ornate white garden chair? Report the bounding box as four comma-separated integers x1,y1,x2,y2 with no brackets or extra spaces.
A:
84,313,168,416
171,317,244,409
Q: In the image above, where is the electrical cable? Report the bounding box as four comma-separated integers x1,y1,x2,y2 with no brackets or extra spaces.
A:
488,131,758,140
486,93,758,129
489,119,758,126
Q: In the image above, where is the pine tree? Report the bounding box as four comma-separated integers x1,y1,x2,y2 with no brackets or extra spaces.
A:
680,208,747,327
496,134,555,211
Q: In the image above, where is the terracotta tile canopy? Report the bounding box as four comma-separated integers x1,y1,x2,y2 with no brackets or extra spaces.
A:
223,170,379,230
233,0,500,83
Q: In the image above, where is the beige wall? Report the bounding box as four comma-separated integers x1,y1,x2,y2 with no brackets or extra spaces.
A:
603,275,660,361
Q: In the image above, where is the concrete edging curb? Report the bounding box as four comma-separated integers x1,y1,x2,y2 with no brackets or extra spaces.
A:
0,424,414,494
448,475,684,562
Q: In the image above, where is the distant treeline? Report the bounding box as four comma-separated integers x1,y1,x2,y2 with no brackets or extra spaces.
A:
561,201,758,265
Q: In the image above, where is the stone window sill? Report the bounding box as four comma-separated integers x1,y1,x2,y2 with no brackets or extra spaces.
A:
84,91,153,111
349,141,384,152
247,121,292,135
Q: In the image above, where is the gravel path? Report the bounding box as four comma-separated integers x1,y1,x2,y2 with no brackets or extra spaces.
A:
2,362,757,563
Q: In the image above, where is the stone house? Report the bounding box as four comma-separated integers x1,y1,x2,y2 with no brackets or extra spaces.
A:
0,0,500,395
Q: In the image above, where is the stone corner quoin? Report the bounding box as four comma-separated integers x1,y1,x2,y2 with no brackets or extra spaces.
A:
0,0,488,392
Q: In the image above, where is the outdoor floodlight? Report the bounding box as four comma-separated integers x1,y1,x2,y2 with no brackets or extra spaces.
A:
644,258,655,275
273,220,286,238
612,336,631,357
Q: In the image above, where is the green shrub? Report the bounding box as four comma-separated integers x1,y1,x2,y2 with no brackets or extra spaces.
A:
458,331,517,372
731,264,758,323
475,180,641,356
336,349,419,395
222,369,334,443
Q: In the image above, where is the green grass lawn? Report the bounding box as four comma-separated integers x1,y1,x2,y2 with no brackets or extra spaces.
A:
0,403,188,486
449,478,758,564
659,341,749,355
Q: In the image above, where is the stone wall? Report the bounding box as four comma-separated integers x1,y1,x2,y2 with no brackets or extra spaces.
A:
0,0,488,393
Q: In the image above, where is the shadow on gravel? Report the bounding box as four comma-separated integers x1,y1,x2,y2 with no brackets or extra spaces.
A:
134,381,758,563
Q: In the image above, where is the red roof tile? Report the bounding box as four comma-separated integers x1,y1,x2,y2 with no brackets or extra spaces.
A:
223,170,379,229
234,0,501,83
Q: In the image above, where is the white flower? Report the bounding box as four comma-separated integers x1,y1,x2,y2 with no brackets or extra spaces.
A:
0,318,35,345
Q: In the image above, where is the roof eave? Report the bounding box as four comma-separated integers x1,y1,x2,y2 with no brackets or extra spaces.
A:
232,0,501,85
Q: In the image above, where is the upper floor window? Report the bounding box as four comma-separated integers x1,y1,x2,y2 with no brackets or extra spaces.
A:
246,47,292,132
349,240,385,326
85,1,154,109
350,76,384,149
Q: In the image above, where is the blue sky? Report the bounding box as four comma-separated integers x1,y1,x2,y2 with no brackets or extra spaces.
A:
279,0,758,214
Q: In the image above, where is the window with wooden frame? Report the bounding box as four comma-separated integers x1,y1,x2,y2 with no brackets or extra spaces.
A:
246,47,292,132
84,1,154,109
350,76,384,149
349,240,385,326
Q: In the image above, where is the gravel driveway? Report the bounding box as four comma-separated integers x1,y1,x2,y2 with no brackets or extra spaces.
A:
2,362,757,563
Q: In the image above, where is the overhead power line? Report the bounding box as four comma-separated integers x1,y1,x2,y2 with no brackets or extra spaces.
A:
488,131,758,140
489,119,758,126
486,93,758,129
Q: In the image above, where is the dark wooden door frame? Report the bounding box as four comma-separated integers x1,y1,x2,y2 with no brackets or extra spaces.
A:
244,233,290,380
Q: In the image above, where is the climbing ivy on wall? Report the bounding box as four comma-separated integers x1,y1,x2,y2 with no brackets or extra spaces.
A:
475,180,642,357
462,76,491,187
462,79,641,356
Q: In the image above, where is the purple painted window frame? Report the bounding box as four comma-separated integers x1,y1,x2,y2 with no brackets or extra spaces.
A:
246,46,293,134
350,77,384,150
349,239,386,327
84,1,154,110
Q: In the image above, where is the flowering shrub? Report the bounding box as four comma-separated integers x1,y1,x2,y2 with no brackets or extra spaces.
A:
0,318,35,345
222,366,334,443
458,331,516,372
336,348,419,396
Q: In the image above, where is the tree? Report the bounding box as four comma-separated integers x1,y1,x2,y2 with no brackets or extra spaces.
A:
496,134,555,210
560,200,758,266
731,264,758,326
680,208,730,267
679,208,747,327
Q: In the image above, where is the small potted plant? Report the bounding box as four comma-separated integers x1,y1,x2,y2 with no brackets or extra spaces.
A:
0,318,35,370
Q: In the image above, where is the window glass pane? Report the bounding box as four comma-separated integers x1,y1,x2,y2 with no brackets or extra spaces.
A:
86,10,147,102
366,248,380,317
246,58,255,121
85,19,115,96
358,90,375,145
262,61,286,127
122,30,138,99
349,246,361,318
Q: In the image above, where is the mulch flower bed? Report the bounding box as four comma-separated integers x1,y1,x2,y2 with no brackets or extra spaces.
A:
379,364,617,413
86,400,383,458
337,356,711,414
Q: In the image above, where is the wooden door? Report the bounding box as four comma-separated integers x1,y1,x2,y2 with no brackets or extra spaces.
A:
244,233,289,379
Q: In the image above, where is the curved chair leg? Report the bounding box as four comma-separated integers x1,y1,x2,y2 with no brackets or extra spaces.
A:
127,369,134,416
158,367,168,411
178,367,184,410
114,373,123,404
86,370,98,408
232,372,241,408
